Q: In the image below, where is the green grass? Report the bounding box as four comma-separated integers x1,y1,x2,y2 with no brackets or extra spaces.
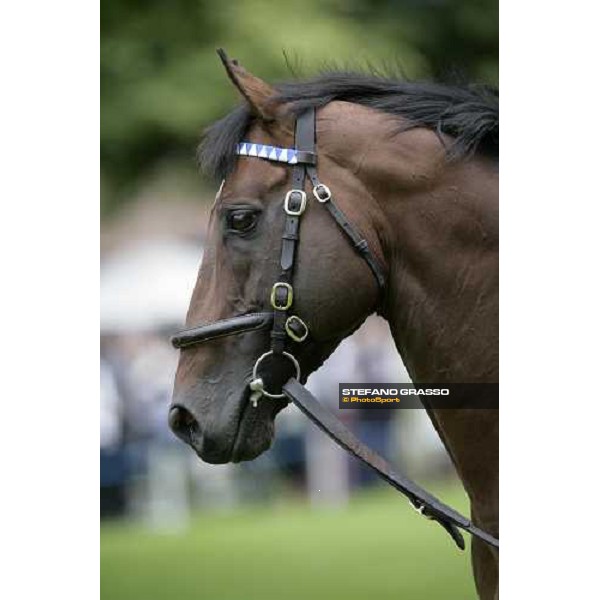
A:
101,482,477,600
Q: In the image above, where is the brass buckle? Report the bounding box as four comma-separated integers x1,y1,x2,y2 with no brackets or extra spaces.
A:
284,189,307,215
312,183,331,203
285,315,309,342
270,282,293,311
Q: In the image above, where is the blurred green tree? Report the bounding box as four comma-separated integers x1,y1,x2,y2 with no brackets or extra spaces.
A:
101,0,497,215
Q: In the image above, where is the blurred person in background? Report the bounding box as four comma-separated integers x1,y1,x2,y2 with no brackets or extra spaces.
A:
125,332,192,530
105,332,194,528
304,335,361,507
351,317,408,487
100,350,127,518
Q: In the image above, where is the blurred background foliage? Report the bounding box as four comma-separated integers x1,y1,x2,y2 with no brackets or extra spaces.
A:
101,0,498,217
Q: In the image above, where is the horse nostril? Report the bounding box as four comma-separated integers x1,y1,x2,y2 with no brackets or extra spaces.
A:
168,406,201,446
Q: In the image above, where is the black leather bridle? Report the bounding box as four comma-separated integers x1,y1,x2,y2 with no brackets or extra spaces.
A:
172,109,386,397
171,108,499,551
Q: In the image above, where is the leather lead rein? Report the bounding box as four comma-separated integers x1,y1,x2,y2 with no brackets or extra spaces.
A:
283,378,499,550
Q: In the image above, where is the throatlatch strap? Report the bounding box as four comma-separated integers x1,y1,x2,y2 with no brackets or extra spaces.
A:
283,378,499,551
306,165,386,290
322,198,386,289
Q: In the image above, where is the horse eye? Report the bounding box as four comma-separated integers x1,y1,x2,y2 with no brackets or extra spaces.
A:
227,210,258,233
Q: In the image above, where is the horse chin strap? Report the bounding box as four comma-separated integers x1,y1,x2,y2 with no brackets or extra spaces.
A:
171,108,498,551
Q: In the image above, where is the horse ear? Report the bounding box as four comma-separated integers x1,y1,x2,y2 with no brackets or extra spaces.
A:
217,48,279,122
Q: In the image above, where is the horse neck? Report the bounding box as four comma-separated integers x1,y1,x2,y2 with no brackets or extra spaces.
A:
378,155,499,510
378,155,498,382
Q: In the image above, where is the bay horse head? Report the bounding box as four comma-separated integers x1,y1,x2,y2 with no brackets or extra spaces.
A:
169,51,498,465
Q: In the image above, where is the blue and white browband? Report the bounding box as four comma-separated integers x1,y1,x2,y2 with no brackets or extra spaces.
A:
236,142,300,165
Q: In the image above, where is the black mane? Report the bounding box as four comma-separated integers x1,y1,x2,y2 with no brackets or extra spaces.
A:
199,71,498,181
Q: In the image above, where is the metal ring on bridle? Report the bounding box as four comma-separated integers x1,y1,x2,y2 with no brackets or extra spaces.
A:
251,350,301,398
